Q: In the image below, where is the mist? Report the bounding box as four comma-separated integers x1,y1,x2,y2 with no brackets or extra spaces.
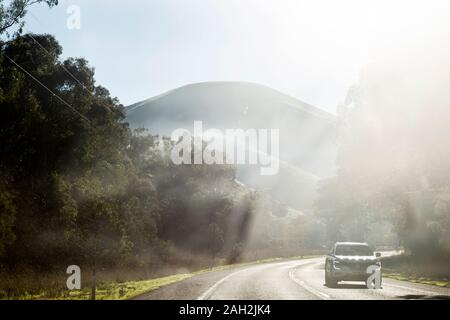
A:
2,0,450,300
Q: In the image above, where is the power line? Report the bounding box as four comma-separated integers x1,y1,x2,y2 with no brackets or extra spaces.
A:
3,53,92,125
25,13,94,95
25,31,93,95
3,52,125,158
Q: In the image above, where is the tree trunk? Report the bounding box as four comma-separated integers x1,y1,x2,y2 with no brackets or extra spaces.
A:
91,264,96,300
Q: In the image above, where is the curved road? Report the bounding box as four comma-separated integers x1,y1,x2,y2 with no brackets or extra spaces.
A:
136,257,450,300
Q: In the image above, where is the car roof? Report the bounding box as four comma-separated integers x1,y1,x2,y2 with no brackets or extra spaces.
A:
335,242,369,246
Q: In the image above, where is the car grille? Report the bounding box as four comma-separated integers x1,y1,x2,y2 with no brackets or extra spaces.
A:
338,260,374,271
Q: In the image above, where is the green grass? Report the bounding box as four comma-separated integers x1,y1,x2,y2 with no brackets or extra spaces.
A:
7,273,194,300
67,273,194,300
381,253,450,288
383,271,449,288
4,255,319,300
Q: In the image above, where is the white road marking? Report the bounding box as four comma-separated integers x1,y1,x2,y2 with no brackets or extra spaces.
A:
197,259,321,300
288,268,331,300
197,269,244,300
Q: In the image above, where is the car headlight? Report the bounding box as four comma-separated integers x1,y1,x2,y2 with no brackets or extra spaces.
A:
333,260,340,269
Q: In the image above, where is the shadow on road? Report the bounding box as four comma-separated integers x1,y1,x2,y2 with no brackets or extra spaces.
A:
323,282,368,289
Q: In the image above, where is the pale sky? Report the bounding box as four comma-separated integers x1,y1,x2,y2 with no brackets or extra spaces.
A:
23,0,450,113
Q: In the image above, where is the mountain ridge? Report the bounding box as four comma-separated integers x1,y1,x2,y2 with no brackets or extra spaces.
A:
125,81,337,212
126,81,336,123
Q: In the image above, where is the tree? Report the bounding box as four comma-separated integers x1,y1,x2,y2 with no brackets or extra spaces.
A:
0,34,162,269
323,54,450,255
0,178,16,257
0,0,58,38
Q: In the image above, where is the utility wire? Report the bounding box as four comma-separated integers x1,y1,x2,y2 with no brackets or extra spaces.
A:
4,52,127,158
3,53,92,126
25,13,94,95
26,32,93,94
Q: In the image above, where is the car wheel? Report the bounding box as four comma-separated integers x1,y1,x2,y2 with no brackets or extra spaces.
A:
325,271,338,287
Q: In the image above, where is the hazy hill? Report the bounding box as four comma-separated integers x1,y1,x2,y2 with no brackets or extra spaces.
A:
126,82,337,212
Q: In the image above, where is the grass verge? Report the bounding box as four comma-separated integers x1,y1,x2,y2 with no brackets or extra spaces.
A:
383,271,449,288
381,253,450,288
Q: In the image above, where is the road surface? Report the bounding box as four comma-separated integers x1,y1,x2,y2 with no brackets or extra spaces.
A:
136,256,450,300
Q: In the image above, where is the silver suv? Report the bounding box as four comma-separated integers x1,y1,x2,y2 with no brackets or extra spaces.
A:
325,242,381,287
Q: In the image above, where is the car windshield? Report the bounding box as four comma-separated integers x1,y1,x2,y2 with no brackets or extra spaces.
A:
335,244,373,256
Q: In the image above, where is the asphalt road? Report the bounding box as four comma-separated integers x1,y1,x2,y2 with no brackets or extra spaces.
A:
136,256,450,300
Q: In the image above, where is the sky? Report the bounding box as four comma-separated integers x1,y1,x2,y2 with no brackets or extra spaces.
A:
22,0,450,114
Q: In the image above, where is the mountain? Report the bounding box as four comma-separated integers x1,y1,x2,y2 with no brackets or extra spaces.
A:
125,81,337,212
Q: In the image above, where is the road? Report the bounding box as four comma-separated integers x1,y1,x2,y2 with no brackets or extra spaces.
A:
136,256,450,300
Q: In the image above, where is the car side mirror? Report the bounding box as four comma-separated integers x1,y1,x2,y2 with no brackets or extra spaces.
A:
375,252,381,258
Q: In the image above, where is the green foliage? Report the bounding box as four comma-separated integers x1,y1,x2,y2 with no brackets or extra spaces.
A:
131,133,249,257
0,33,161,268
0,181,16,256
0,0,58,38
